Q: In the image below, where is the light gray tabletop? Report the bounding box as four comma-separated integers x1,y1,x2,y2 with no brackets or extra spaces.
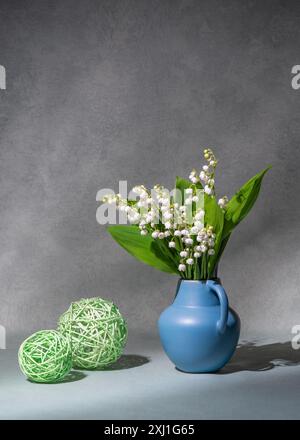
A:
0,332,299,420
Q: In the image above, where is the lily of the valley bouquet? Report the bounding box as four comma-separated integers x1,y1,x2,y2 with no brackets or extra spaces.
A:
99,149,270,279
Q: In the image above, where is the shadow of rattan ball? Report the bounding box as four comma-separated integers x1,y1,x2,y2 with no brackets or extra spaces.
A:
58,297,128,370
18,330,72,383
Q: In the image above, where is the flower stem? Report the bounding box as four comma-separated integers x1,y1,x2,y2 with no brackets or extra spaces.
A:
194,261,200,280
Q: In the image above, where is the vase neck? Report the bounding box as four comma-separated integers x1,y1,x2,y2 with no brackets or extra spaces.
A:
173,279,221,307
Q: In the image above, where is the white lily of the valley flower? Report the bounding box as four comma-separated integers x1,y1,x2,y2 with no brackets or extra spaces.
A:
168,241,176,248
180,250,188,258
194,221,204,229
158,232,165,239
163,212,172,220
185,238,194,246
132,185,147,195
189,169,199,184
186,258,194,265
194,252,201,258
178,264,186,271
208,238,215,247
190,226,199,235
218,196,229,209
204,185,213,195
208,248,215,255
199,171,207,182
140,191,148,200
161,198,169,206
140,230,148,235
152,231,159,238
174,230,181,236
128,213,140,223
195,210,204,220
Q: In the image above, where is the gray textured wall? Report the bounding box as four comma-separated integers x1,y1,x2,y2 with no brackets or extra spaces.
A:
0,0,299,342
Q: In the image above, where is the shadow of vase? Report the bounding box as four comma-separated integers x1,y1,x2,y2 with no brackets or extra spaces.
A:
218,341,300,374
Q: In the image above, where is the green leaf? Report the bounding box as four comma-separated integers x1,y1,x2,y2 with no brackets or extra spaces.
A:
213,233,231,270
204,194,224,235
175,176,191,192
107,225,177,274
174,176,190,205
222,166,271,238
175,176,203,191
174,176,203,205
204,194,224,277
151,240,180,274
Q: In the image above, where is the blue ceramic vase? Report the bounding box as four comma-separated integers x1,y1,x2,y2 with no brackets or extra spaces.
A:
158,279,240,373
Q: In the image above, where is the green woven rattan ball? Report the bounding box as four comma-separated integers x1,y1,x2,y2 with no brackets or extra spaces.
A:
18,330,72,383
58,297,127,369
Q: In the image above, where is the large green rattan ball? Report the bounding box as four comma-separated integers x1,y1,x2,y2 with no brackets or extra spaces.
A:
58,297,127,369
18,330,72,383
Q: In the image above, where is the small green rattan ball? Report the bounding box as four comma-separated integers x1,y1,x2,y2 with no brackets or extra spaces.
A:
58,297,127,369
18,330,72,383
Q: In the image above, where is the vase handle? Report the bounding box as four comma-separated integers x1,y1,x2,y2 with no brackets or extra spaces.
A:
208,281,229,334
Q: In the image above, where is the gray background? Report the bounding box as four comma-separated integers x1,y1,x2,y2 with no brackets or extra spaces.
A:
0,0,299,343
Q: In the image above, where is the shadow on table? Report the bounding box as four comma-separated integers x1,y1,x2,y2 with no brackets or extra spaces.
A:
28,370,87,384
100,354,150,371
59,370,87,383
218,341,300,374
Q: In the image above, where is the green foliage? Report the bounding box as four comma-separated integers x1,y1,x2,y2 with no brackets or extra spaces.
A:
173,176,191,206
174,176,204,214
175,176,203,193
105,166,270,280
222,166,271,239
204,194,224,277
107,225,177,274
151,240,180,274
175,175,192,193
